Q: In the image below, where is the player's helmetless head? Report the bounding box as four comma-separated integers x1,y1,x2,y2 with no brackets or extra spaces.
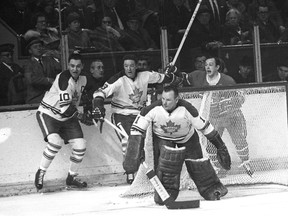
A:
123,54,137,79
161,85,179,112
90,60,104,79
205,58,220,78
68,53,83,79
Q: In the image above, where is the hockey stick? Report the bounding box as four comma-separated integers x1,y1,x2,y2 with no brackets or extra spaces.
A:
171,0,203,66
102,118,200,209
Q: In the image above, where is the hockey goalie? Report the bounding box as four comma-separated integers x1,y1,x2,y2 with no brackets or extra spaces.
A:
123,85,231,205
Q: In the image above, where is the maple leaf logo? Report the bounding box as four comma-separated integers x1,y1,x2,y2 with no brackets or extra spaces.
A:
71,91,79,105
160,120,181,135
129,88,143,104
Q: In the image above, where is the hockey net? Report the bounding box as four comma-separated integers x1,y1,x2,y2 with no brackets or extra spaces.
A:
121,83,288,198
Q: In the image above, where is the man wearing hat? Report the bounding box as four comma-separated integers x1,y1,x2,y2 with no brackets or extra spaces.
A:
23,37,61,104
0,43,25,106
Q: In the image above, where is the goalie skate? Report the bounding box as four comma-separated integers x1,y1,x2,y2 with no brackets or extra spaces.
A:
66,173,87,189
239,161,254,177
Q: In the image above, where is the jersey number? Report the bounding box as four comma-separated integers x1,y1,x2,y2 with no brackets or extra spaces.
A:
60,93,70,101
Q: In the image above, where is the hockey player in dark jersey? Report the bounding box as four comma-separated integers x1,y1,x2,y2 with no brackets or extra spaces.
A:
91,54,182,184
123,85,231,204
34,52,94,191
181,56,254,177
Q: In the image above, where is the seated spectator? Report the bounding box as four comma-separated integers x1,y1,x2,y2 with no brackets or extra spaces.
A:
24,12,60,59
121,14,158,51
221,8,252,45
185,5,222,52
36,0,59,28
254,5,282,43
23,37,61,104
0,43,25,106
64,12,91,52
264,61,288,82
232,55,255,83
247,0,285,33
160,0,191,48
89,16,126,52
63,0,97,30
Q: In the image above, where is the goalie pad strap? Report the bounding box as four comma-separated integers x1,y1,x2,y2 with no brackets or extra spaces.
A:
123,135,144,174
185,158,228,200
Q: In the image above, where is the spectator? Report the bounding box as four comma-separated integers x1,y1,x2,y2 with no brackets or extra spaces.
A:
233,55,255,83
254,5,282,43
0,43,25,106
64,0,97,30
24,12,60,59
65,12,91,52
193,52,207,71
36,0,59,28
247,0,285,33
161,0,191,48
24,37,61,104
121,14,158,51
96,0,131,30
264,61,288,82
201,0,228,25
185,5,222,52
89,16,126,52
221,8,251,45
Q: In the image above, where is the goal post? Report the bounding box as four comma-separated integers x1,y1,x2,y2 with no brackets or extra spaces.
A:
121,82,288,198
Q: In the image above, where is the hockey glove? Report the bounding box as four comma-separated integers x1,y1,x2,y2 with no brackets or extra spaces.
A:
78,112,94,126
92,97,105,121
206,130,231,170
164,64,177,77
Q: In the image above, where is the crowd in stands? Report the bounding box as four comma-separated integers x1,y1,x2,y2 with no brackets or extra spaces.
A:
0,0,288,107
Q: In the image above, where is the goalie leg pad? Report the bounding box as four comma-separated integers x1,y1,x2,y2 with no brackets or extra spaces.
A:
185,158,228,200
154,145,186,205
123,135,145,174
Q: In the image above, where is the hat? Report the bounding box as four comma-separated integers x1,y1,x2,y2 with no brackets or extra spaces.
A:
66,12,80,25
0,43,14,53
25,37,44,50
197,5,211,15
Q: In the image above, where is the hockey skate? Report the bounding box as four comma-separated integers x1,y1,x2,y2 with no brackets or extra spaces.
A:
239,160,254,177
35,169,46,191
126,173,134,184
66,173,87,189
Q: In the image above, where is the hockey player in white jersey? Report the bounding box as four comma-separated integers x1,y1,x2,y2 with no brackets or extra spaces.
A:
123,85,231,204
92,54,182,184
34,52,93,191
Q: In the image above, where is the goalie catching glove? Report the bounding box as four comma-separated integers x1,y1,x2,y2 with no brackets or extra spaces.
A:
206,130,231,170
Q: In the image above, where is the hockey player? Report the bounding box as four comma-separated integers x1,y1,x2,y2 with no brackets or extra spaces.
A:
34,52,94,191
92,54,182,184
123,84,231,204
183,56,254,176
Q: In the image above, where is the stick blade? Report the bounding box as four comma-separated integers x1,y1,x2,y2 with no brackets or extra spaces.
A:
166,199,200,209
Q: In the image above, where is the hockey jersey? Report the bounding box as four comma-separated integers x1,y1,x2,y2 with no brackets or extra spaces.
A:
93,70,165,115
38,70,87,121
131,99,214,143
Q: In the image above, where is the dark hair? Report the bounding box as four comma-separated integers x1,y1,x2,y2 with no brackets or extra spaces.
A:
32,12,46,26
68,52,82,62
163,84,179,98
206,56,221,67
122,54,137,63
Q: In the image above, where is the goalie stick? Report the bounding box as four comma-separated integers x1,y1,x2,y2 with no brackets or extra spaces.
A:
99,118,200,209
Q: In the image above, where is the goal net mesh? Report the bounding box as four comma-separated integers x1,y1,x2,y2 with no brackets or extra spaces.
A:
120,84,288,198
